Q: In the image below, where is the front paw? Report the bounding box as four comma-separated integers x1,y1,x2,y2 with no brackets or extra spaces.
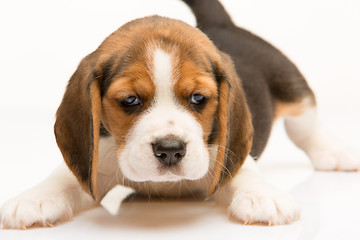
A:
228,185,300,225
0,192,73,229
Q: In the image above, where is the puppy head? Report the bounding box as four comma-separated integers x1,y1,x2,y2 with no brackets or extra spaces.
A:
54,16,253,199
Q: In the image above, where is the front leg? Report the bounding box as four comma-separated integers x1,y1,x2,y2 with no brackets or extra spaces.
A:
214,156,300,225
0,164,96,229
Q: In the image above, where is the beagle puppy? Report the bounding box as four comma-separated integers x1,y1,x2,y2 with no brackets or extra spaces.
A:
1,0,359,229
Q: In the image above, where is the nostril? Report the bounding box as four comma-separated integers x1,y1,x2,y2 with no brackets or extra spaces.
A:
152,138,186,166
155,152,167,159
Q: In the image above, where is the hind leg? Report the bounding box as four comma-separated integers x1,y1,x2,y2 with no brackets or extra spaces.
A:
281,97,360,171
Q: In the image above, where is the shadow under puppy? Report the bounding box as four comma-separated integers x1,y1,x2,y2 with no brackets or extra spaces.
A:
1,0,359,229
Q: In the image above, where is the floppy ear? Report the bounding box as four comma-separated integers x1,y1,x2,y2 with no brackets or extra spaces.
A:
207,53,254,197
54,54,101,199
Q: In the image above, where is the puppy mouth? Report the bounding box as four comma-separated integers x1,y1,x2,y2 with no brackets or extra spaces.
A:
158,165,183,177
123,159,185,182
160,172,183,181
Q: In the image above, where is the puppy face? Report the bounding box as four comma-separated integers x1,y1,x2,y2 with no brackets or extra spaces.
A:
102,46,218,182
54,16,253,199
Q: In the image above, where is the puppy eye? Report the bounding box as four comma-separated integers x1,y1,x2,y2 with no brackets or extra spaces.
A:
190,94,206,105
120,95,140,107
117,95,142,114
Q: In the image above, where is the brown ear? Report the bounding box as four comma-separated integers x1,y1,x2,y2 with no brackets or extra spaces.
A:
54,54,101,199
207,53,254,197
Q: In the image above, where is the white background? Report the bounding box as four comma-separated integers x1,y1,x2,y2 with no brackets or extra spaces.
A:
0,0,359,239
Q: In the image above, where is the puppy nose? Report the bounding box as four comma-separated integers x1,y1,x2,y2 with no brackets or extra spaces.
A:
152,139,186,166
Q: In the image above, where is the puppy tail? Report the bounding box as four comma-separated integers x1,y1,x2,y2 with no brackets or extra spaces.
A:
182,0,234,29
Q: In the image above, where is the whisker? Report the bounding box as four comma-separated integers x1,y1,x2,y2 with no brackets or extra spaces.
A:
206,144,244,179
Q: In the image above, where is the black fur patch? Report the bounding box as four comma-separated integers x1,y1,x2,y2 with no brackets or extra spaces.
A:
100,122,110,137
184,0,315,158
207,117,218,144
96,50,141,98
95,55,126,98
211,60,230,89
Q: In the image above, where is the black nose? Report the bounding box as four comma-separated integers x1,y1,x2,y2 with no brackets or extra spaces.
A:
152,139,186,166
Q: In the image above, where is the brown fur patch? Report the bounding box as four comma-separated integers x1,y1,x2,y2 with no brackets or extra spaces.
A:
208,53,254,196
89,81,101,198
102,73,155,145
54,54,102,198
274,97,316,120
207,78,229,196
174,66,218,142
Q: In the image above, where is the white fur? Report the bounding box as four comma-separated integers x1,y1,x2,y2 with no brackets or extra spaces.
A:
0,165,95,229
151,48,176,105
285,107,360,171
100,185,134,215
214,156,300,225
118,48,210,183
0,137,123,229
